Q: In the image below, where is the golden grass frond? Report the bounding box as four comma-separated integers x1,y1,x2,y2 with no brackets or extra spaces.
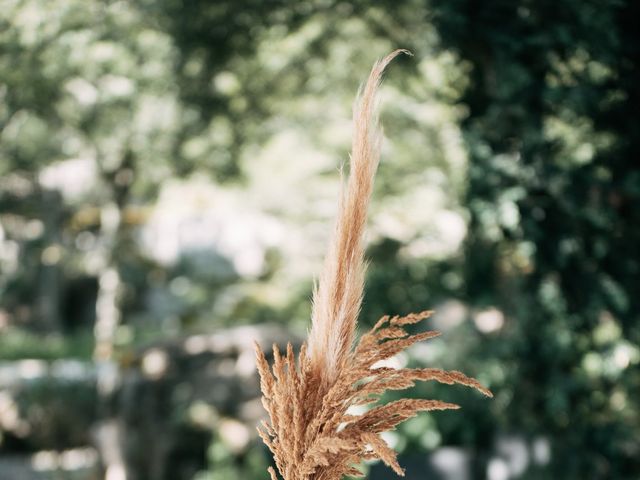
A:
255,50,491,479
256,312,492,480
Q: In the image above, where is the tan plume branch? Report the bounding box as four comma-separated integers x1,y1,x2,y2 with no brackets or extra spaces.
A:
255,50,491,480
307,49,411,386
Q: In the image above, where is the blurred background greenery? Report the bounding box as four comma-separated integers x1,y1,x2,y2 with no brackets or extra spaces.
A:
1,0,638,479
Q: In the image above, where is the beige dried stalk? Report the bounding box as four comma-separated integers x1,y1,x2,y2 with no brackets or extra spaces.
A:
255,50,492,480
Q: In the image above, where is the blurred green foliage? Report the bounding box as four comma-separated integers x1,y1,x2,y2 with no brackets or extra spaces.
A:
427,1,640,478
13,377,98,450
0,329,93,360
0,0,638,479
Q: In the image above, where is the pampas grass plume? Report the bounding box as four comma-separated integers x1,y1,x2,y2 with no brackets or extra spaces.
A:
255,49,492,480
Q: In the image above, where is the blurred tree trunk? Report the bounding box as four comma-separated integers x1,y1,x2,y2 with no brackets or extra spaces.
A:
93,149,135,480
94,201,123,365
